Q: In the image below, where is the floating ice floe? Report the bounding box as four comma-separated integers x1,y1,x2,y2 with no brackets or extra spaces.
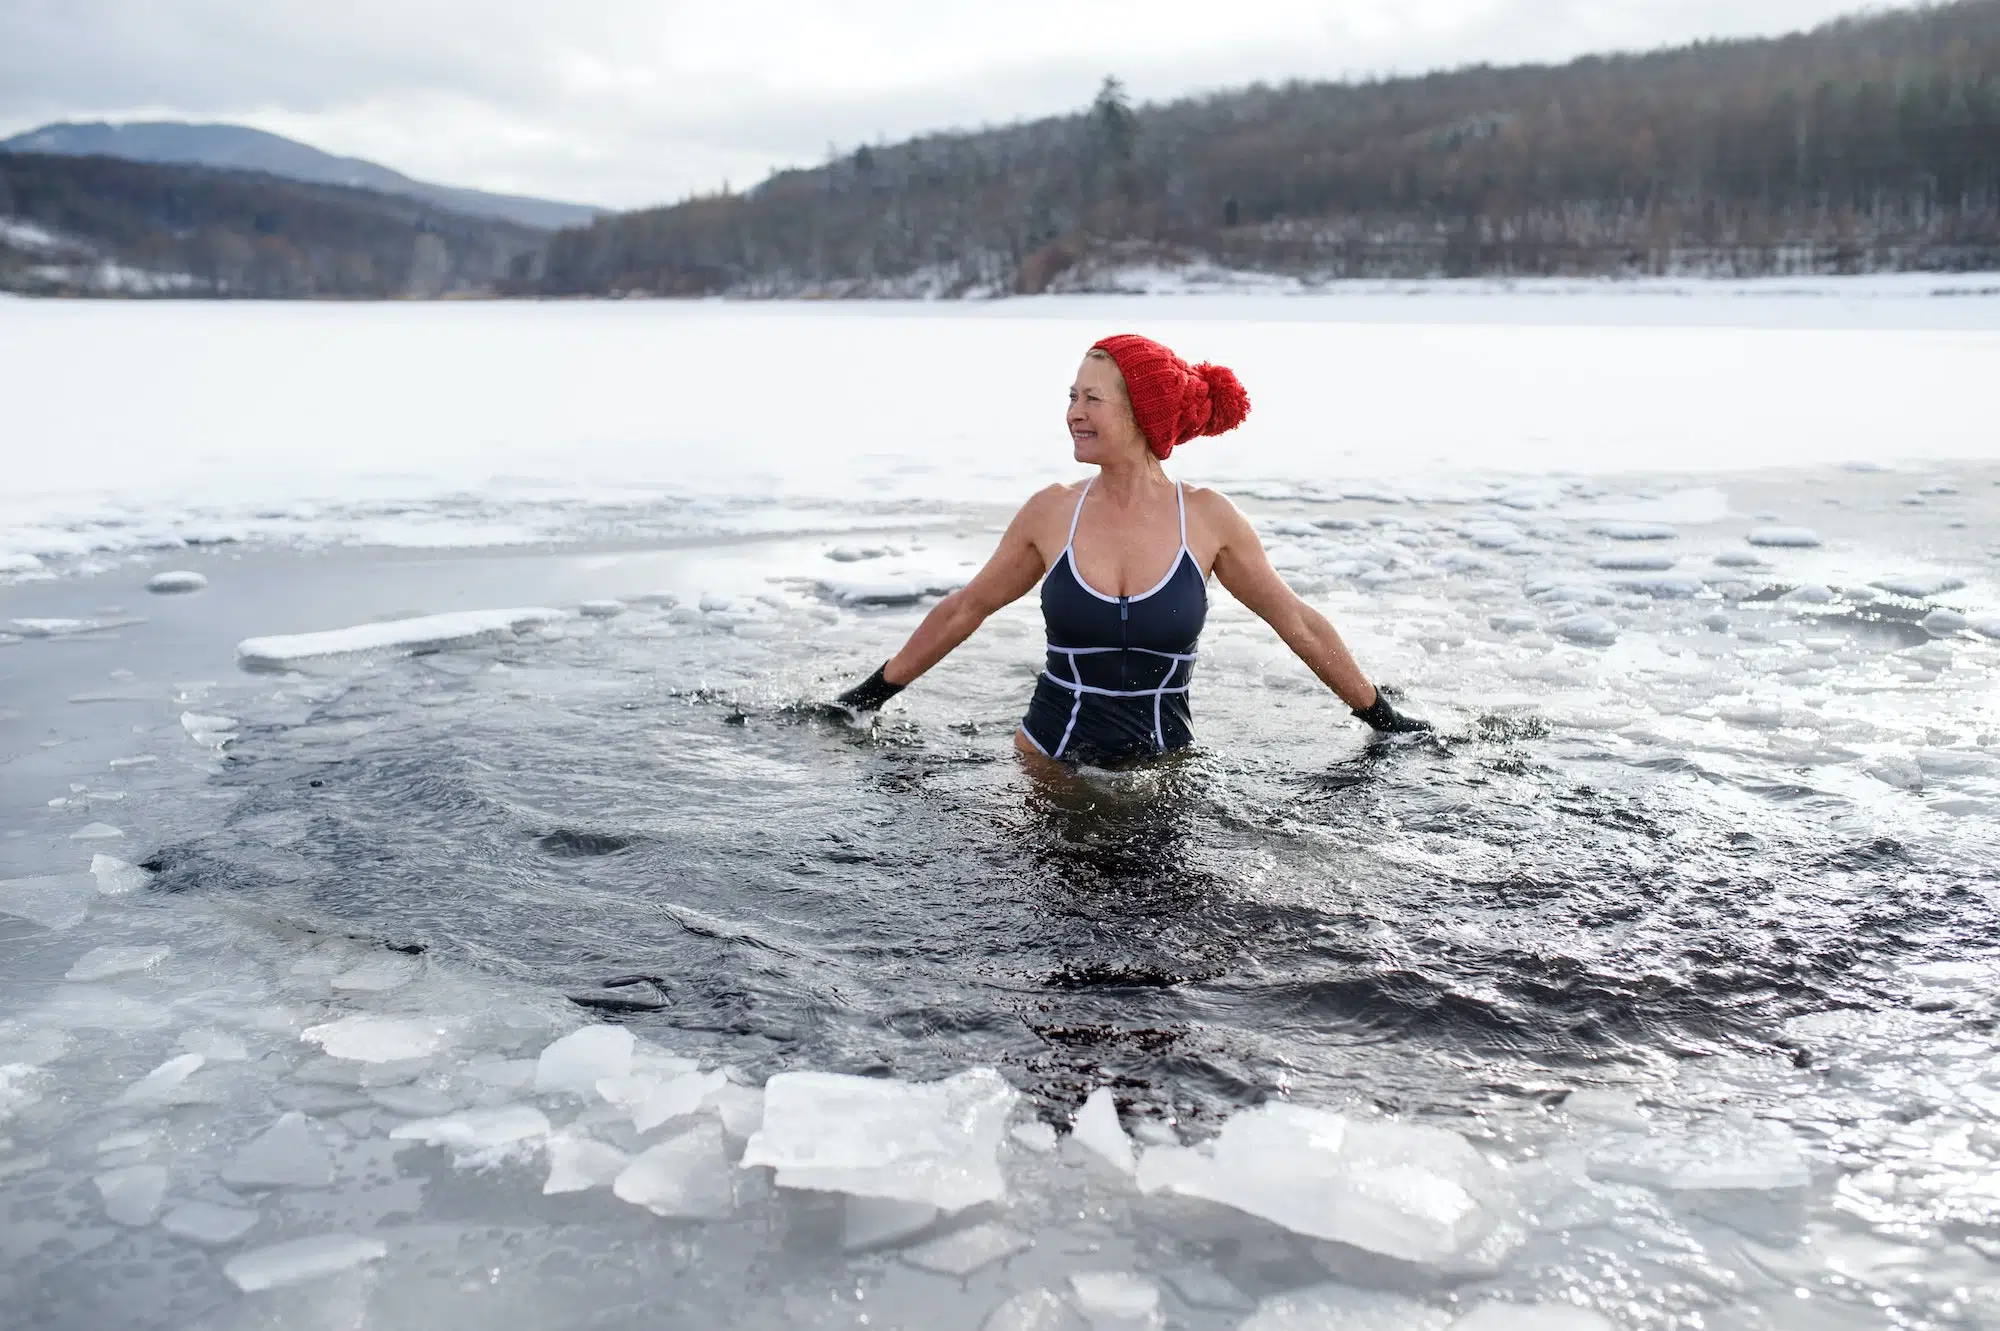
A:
0,872,95,930
302,1014,446,1063
160,1200,259,1245
600,1066,731,1132
90,854,151,896
1587,1115,1809,1192
94,1163,168,1225
8,616,146,637
578,599,625,618
1970,615,2000,640
389,1105,551,1164
235,607,566,670
1606,573,1704,598
1010,1121,1058,1153
1552,615,1618,646
222,1234,387,1292
68,822,124,841
1711,550,1766,568
1587,521,1677,541
1870,574,1967,599
535,1024,634,1096
901,1220,1032,1274
1134,1103,1503,1266
741,1067,1016,1211
542,1133,630,1195
1239,1284,1451,1331
1070,1272,1159,1323
1922,608,1967,634
982,1287,1076,1331
145,570,207,594
612,1119,735,1218
224,1111,335,1187
1747,527,1821,548
181,711,237,749
1071,1087,1136,1176
1590,552,1675,571
65,944,169,981
815,572,968,608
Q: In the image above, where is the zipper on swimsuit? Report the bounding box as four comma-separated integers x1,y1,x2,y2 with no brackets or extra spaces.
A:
1119,595,1129,689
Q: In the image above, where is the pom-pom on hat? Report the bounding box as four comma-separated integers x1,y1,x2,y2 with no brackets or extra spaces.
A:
1090,333,1251,460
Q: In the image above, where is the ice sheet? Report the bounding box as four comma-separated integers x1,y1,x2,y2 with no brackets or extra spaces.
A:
612,1119,734,1218
222,1234,387,1292
237,608,567,669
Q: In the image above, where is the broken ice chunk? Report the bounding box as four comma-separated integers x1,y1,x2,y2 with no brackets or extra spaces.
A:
1871,574,1967,599
146,570,208,594
741,1067,1016,1212
66,944,170,982
69,822,124,841
597,1067,729,1132
543,1133,630,1195
301,1014,445,1063
160,1200,259,1245
1452,1302,1615,1330
1011,1121,1059,1154
89,854,151,896
1239,1284,1452,1331
94,1163,168,1225
612,1119,734,1218
902,1221,1033,1276
1590,552,1675,571
1588,521,1676,541
0,873,95,930
1144,1103,1501,1265
388,1105,550,1164
706,1080,764,1140
115,1053,204,1107
222,1233,387,1291
1068,1272,1159,1323
235,608,566,670
1588,1117,1809,1192
1159,1265,1251,1313
535,1025,634,1096
578,600,625,619
180,712,237,748
1551,615,1617,646
223,1111,335,1188
842,1195,939,1251
1071,1087,1136,1177
1747,527,1821,548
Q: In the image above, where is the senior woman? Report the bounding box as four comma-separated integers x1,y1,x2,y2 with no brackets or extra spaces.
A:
835,333,1427,767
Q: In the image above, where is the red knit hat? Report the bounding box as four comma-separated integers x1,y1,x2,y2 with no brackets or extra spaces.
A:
1090,334,1251,459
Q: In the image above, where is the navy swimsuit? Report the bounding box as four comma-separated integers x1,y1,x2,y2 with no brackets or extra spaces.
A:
1019,481,1208,765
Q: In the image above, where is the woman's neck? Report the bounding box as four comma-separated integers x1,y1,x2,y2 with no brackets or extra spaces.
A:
1092,453,1170,504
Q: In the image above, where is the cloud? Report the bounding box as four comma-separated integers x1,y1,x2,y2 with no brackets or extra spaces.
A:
0,0,1923,209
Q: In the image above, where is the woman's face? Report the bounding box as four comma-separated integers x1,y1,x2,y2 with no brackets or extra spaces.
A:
1068,355,1148,466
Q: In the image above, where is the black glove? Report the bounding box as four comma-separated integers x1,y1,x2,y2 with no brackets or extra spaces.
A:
1353,687,1430,734
836,662,905,712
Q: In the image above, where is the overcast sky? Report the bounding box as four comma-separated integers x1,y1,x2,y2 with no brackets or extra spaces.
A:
1,0,1919,210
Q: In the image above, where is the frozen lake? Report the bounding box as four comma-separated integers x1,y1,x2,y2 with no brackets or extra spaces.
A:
3,286,2000,1329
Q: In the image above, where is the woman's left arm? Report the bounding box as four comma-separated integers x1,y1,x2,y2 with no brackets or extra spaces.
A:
1204,492,1427,730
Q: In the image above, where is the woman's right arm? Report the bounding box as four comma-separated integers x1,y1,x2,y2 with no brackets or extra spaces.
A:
836,488,1062,708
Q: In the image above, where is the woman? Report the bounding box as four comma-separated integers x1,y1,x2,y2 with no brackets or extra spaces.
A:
836,333,1427,767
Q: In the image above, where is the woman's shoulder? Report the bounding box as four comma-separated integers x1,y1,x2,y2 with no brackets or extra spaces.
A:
1181,483,1248,525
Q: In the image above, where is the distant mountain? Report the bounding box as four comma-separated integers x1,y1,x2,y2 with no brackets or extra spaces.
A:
0,121,603,232
542,0,2000,296
0,151,547,297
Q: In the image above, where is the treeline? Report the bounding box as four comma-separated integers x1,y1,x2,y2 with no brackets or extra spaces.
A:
0,152,546,297
541,0,2000,295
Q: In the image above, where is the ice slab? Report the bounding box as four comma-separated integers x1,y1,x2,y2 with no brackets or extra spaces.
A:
181,711,236,749
1011,1121,1059,1153
94,1163,168,1225
612,1119,734,1218
742,1067,1016,1212
223,1111,335,1188
1588,1117,1809,1192
146,570,208,594
1590,553,1675,570
1607,573,1703,598
90,853,151,896
543,1133,630,1195
842,1195,939,1251
160,1200,259,1245
69,821,124,841
1071,1087,1136,1177
236,607,566,670
302,1014,445,1063
535,1024,634,1096
222,1233,387,1292
1747,527,1821,547
36,985,171,1031
1137,1104,1501,1265
1870,573,1967,599
816,572,967,607
902,1221,1032,1275
1240,1285,1451,1331
578,599,625,618
1159,1265,1251,1312
982,1287,1083,1331
599,1067,731,1132
0,872,95,930
389,1105,550,1163
116,1053,205,1107
1971,614,2000,640
1587,521,1676,541
66,944,170,981
1712,550,1766,568
1069,1272,1159,1321
1453,1302,1616,1330
1922,608,1968,634
1552,615,1618,645
9,616,146,637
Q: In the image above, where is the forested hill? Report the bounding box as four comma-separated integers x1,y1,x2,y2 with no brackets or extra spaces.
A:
0,152,547,297
543,0,2000,297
